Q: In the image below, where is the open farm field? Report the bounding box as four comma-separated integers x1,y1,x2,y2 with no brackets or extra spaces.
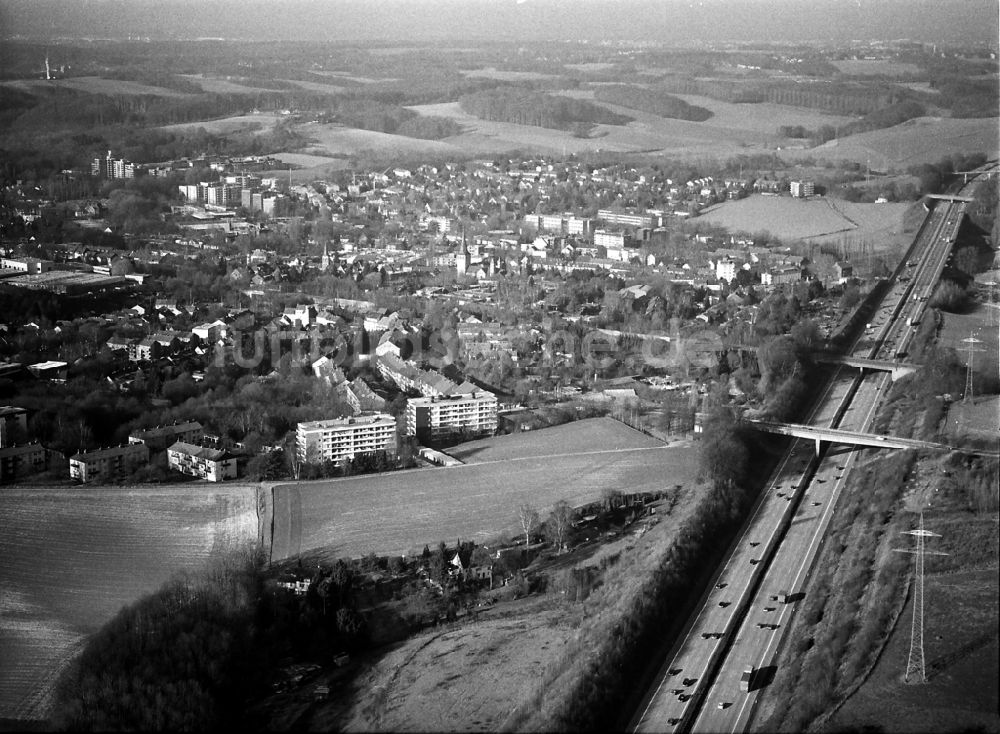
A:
461,67,562,82
821,568,999,733
308,70,394,84
271,151,347,170
797,116,1000,167
270,419,697,562
446,416,669,464
1,76,190,97
407,101,753,157
281,79,349,95
830,59,924,77
0,485,260,722
295,122,462,158
696,194,910,242
159,112,283,135
178,73,286,94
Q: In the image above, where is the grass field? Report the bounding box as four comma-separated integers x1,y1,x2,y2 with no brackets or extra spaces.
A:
295,122,462,158
0,485,260,722
407,92,855,159
160,112,284,135
822,568,999,733
795,116,1000,168
270,418,698,561
696,194,911,242
830,59,924,77
446,417,670,464
461,67,562,82
1,76,190,97
178,73,286,94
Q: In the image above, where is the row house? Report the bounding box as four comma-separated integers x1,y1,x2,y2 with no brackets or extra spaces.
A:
129,421,204,452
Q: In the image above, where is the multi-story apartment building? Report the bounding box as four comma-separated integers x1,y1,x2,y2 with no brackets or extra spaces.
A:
597,209,655,229
167,441,237,482
594,229,627,249
0,406,28,448
296,413,398,465
129,421,204,452
790,180,815,198
0,442,46,483
404,391,498,441
69,443,149,483
91,151,135,179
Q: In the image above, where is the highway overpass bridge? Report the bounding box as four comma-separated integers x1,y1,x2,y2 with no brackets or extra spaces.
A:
811,353,920,380
743,420,998,456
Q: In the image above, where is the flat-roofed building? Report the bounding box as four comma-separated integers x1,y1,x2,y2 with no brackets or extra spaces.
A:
70,443,149,483
405,391,498,440
0,406,28,448
167,441,236,482
0,442,47,483
129,421,204,452
1,257,53,275
296,413,398,465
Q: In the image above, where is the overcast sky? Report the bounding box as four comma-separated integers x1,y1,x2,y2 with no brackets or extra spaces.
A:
2,0,998,44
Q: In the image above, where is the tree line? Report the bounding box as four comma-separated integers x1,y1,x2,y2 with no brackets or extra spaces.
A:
593,85,712,122
458,87,632,133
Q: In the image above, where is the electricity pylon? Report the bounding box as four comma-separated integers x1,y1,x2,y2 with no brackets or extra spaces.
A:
961,333,984,404
894,512,948,683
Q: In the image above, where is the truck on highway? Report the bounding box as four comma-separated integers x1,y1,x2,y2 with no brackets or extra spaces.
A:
740,667,755,692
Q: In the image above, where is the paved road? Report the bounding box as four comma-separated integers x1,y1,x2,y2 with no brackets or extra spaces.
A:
631,194,967,733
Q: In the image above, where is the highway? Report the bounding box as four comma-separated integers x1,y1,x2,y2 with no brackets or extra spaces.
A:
630,179,984,733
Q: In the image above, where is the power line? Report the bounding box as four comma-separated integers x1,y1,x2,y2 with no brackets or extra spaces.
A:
893,512,947,683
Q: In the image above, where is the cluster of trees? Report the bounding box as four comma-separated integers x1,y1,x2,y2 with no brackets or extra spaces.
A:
659,76,899,113
458,87,631,133
53,544,267,731
593,85,712,122
908,152,989,196
317,98,460,140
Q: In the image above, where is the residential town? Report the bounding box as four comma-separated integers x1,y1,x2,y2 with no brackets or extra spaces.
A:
0,150,863,487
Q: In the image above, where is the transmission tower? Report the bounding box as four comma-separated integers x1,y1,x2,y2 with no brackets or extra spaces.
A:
961,333,984,404
894,513,947,683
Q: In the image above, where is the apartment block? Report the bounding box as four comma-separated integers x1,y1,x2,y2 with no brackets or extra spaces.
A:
129,421,204,452
69,443,149,483
296,413,398,465
0,406,28,448
404,391,498,440
167,441,236,482
0,442,46,483
790,180,815,198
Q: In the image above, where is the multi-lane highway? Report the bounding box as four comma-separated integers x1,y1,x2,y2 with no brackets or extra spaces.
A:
631,178,985,733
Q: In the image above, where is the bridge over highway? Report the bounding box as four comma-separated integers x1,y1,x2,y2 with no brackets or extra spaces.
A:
745,419,998,456
811,353,920,380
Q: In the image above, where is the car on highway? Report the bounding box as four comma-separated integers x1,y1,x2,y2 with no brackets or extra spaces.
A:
668,667,682,676
718,701,730,710
668,718,680,726
750,558,760,565
716,582,727,589
678,693,690,702
718,601,730,607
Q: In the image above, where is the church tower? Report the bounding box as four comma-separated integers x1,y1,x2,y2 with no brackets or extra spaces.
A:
321,240,331,271
456,229,470,277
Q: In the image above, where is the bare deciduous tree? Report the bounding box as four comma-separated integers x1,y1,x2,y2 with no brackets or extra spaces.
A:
518,502,539,548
